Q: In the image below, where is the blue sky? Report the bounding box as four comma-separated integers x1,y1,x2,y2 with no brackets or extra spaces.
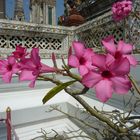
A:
6,0,64,23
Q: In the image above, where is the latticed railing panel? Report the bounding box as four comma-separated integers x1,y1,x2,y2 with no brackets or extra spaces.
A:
0,20,74,58
38,38,62,50
0,35,7,48
24,37,37,48
9,36,23,48
77,23,124,50
0,35,64,58
126,20,140,48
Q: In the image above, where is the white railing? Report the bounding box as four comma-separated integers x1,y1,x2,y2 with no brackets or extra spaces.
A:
0,19,74,58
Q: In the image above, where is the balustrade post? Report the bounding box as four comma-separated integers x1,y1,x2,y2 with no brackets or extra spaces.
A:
6,107,11,140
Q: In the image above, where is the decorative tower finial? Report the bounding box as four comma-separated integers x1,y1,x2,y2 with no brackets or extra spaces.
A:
14,0,25,21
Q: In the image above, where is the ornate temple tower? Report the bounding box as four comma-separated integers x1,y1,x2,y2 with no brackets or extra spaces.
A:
14,0,25,21
30,0,56,25
0,0,5,19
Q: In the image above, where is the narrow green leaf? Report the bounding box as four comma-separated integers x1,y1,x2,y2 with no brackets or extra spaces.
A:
42,80,76,104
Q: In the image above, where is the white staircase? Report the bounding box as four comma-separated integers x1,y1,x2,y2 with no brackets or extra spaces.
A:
15,118,89,140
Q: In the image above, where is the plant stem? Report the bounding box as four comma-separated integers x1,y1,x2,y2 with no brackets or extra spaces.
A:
128,75,140,95
65,88,127,134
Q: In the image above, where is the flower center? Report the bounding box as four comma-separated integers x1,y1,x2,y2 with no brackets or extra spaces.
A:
115,51,122,59
79,57,86,65
101,70,112,78
7,64,13,71
19,52,23,57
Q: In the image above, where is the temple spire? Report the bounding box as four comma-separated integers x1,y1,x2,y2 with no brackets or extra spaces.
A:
14,0,25,21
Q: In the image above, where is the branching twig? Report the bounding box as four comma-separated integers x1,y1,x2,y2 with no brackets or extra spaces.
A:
128,75,140,95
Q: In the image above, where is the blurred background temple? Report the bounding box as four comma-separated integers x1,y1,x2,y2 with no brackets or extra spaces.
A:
58,0,117,26
0,0,56,25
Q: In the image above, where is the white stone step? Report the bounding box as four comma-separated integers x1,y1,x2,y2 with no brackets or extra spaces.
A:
15,118,89,140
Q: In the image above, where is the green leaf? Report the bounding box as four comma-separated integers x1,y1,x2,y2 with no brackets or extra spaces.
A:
42,80,76,104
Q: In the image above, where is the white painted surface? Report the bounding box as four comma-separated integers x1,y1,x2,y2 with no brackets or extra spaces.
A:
0,88,70,112
15,118,89,140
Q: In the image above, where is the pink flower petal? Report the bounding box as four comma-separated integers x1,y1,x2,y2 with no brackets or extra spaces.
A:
124,55,137,66
95,80,113,102
41,63,56,73
20,70,35,81
16,45,26,52
13,45,27,59
0,60,8,66
8,56,16,65
82,71,102,88
110,58,130,75
0,61,7,74
20,70,37,88
102,36,116,55
79,65,89,76
106,54,115,67
111,76,131,94
117,40,133,54
92,54,106,69
29,80,36,88
12,64,19,73
73,41,85,58
20,58,35,70
2,72,12,83
31,48,41,66
85,61,94,70
68,55,79,67
0,67,7,74
83,48,94,61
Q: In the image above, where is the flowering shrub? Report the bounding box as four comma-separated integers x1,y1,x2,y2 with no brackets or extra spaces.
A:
67,37,137,102
0,0,140,139
0,37,136,102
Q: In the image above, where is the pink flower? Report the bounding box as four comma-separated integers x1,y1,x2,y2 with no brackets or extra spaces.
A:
68,41,95,76
82,54,131,102
102,35,137,66
112,0,132,21
19,48,56,87
0,56,19,83
12,45,28,60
